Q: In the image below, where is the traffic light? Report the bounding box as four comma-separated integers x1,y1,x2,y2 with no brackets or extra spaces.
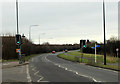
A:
80,40,86,48
80,40,82,48
16,34,21,45
83,40,86,48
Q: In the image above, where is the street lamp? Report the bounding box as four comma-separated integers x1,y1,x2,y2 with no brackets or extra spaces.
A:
103,0,106,65
39,33,46,45
29,25,39,55
46,37,54,44
29,25,39,41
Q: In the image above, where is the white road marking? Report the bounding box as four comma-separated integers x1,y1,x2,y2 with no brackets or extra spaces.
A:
26,65,32,82
75,72,78,75
58,65,61,67
45,56,51,62
3,63,10,65
32,67,36,71
37,76,44,82
40,81,49,82
34,71,39,76
44,54,105,82
92,78,98,82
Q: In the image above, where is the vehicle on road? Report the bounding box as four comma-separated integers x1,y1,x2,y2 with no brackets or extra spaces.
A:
65,49,68,53
52,51,56,54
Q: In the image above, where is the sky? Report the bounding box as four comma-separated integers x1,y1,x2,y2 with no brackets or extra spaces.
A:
1,0,119,44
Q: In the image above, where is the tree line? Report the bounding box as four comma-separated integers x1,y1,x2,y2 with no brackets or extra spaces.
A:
1,35,119,60
1,36,80,60
83,37,120,58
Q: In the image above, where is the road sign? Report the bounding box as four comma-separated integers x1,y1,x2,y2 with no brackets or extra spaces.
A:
96,45,100,47
16,49,20,53
91,47,95,49
116,48,119,52
16,49,20,55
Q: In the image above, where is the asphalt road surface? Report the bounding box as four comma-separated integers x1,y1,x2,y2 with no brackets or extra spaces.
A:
2,52,119,83
29,52,119,83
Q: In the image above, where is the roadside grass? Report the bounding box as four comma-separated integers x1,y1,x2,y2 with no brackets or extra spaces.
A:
67,51,119,63
58,51,119,71
2,54,40,63
24,54,40,61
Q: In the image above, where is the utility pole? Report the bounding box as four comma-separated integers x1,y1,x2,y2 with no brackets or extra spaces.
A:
103,0,106,65
39,35,40,45
16,0,19,34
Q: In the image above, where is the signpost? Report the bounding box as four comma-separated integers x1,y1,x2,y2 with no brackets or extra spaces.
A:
91,47,95,49
95,44,96,63
91,44,100,63
116,48,119,57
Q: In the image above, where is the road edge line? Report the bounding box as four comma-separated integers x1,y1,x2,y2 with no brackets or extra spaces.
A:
26,65,32,82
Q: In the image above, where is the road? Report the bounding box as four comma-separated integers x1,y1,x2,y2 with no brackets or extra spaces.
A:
29,52,118,83
2,52,119,83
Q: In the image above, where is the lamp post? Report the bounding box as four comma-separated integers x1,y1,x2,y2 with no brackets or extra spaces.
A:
47,37,54,44
29,25,39,41
16,0,19,34
39,33,46,45
29,25,39,55
103,0,106,65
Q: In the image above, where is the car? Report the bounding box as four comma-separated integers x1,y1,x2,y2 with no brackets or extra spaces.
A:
65,49,68,53
52,51,56,54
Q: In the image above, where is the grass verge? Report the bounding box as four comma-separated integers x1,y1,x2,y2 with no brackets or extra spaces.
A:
58,52,119,71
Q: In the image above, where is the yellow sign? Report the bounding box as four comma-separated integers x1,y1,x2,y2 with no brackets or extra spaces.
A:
16,49,20,55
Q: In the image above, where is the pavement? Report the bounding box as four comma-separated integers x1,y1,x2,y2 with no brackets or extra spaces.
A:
2,61,29,69
2,61,29,83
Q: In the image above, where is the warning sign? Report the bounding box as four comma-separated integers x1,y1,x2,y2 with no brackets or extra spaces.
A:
16,49,20,55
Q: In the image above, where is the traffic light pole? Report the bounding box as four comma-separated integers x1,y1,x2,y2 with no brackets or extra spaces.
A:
16,0,22,64
81,41,83,63
16,0,19,34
